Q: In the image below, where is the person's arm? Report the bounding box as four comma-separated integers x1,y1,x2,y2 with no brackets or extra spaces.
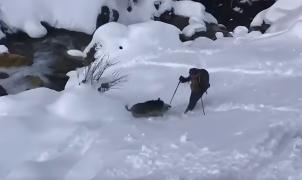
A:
179,75,190,83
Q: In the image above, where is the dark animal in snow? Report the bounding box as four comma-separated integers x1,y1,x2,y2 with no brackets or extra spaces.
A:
125,98,171,118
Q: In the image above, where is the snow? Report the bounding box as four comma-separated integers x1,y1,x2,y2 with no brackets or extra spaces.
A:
1,19,302,179
182,23,206,37
251,0,302,33
67,49,86,58
83,21,181,60
233,26,249,37
0,0,169,37
0,0,172,37
0,45,8,54
0,0,106,37
172,1,217,37
173,1,205,22
172,1,216,24
111,0,174,25
215,32,224,39
0,0,217,38
204,12,218,24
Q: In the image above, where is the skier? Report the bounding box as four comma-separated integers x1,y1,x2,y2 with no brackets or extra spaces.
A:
179,68,210,113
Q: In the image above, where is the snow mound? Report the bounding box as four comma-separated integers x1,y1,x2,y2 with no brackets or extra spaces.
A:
0,45,8,54
174,1,217,37
182,23,206,37
173,1,205,22
233,26,249,37
173,1,217,24
112,0,172,25
84,21,181,60
287,21,302,39
48,85,124,122
251,0,302,33
0,0,106,38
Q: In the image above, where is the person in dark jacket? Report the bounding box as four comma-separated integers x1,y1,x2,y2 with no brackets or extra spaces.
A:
179,68,210,113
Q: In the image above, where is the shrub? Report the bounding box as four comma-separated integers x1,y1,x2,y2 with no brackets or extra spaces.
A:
78,43,127,92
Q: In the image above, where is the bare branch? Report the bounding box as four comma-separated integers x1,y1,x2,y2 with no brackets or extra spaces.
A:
79,43,127,92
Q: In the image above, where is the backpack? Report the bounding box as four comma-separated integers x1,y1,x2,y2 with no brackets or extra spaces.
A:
190,69,210,93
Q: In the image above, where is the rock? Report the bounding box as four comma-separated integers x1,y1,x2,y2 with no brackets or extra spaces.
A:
192,0,275,31
97,6,111,28
50,43,84,74
0,72,9,79
96,6,119,29
154,10,189,30
3,32,34,59
154,8,232,41
180,23,232,41
46,74,69,91
0,85,7,96
24,75,44,88
249,22,271,33
0,53,33,67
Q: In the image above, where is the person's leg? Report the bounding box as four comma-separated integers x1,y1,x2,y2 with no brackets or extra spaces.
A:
185,92,203,113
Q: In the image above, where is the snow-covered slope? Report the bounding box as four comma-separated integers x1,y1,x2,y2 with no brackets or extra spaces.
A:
1,20,302,179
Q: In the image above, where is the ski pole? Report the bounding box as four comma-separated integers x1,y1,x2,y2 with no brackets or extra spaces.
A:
169,81,180,105
201,97,205,116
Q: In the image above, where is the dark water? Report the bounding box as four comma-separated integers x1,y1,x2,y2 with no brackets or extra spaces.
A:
193,0,275,31
2,28,91,92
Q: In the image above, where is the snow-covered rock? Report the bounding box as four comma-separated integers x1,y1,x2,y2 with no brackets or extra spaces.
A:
0,0,107,38
0,45,8,54
112,0,173,25
0,0,178,38
251,0,302,33
215,32,224,39
173,1,205,22
233,26,249,37
173,1,217,25
172,1,217,39
182,23,206,37
83,21,181,60
0,0,218,39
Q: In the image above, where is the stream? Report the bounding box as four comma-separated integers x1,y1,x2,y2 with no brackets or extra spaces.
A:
0,28,91,94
